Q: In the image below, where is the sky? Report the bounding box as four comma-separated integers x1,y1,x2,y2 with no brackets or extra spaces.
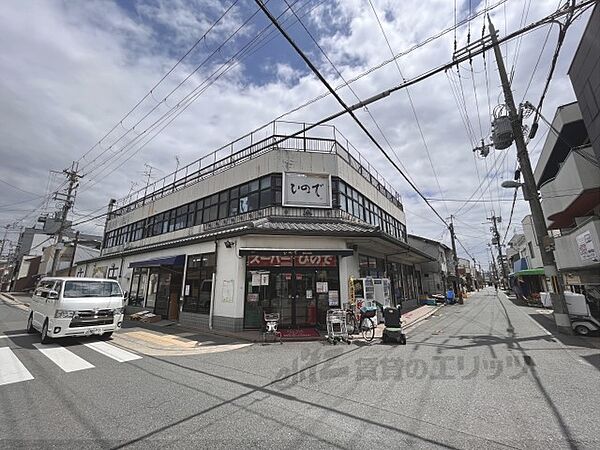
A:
0,0,594,268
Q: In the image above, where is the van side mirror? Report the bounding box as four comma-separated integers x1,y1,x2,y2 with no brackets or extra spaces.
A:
48,291,59,300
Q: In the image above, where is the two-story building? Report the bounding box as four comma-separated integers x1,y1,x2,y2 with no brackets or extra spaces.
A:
407,234,453,296
77,121,432,332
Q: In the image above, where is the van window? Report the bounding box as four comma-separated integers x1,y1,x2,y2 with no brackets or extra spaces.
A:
63,280,123,298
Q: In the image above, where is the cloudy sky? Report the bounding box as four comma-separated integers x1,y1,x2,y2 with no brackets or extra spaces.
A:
0,0,594,267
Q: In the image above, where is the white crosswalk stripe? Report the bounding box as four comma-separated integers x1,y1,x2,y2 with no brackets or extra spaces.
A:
84,341,141,362
33,343,95,373
0,347,34,386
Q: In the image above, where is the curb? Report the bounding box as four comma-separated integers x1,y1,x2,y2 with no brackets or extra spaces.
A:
403,304,444,331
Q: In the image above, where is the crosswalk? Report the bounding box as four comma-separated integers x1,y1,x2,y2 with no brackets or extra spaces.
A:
0,340,142,386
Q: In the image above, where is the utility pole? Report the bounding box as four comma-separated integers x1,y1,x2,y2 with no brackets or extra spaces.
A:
449,216,464,304
487,17,571,333
488,214,508,288
0,224,10,257
50,162,83,276
68,231,80,276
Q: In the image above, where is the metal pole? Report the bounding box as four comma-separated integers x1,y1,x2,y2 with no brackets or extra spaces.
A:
488,17,571,333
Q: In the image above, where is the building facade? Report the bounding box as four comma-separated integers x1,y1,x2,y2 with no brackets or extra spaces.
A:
78,121,432,331
534,102,600,305
407,234,452,296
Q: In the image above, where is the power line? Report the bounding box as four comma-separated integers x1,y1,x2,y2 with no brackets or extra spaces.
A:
0,178,42,197
255,0,449,226
367,0,448,216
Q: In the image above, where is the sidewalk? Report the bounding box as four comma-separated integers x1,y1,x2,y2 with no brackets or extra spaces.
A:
1,292,444,345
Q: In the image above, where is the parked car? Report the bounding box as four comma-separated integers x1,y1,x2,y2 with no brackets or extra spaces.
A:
27,277,126,343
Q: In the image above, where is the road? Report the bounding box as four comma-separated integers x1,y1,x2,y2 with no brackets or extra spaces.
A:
1,288,599,449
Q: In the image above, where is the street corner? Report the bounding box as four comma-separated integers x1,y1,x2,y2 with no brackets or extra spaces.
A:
111,327,253,357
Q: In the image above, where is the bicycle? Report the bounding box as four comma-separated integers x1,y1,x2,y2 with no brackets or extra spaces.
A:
345,305,377,342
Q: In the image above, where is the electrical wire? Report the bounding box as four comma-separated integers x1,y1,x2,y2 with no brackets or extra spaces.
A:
367,0,448,215
255,0,449,226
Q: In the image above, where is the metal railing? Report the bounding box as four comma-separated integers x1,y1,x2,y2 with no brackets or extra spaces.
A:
109,120,403,219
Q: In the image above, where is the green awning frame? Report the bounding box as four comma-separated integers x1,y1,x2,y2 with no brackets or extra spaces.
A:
515,268,545,276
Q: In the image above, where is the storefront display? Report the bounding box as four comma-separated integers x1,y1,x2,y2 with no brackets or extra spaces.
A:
244,255,340,329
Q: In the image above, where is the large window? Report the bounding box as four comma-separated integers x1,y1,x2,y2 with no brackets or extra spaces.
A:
337,179,407,242
104,174,281,248
182,253,216,314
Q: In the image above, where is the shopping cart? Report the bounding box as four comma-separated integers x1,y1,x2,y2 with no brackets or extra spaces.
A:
325,309,351,345
263,312,282,344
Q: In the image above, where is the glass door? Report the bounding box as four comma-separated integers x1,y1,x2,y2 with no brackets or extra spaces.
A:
294,270,317,327
155,271,171,317
146,269,159,311
275,272,294,327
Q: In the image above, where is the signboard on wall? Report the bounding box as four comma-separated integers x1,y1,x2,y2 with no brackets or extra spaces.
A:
282,172,332,208
576,231,597,261
247,255,337,267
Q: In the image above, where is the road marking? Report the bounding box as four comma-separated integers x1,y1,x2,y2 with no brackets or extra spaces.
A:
33,343,94,372
0,347,34,386
0,333,30,339
84,341,142,362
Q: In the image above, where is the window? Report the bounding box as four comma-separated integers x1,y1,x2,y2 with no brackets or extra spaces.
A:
183,253,216,314
175,205,188,230
63,280,122,298
195,199,204,225
229,186,239,216
204,194,218,222
218,191,229,219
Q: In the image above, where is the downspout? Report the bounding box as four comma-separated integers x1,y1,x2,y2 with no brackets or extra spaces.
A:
209,239,218,330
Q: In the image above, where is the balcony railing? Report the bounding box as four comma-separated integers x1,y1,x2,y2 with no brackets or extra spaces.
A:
109,120,403,219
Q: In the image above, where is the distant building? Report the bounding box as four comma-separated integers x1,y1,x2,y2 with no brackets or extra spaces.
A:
408,234,453,295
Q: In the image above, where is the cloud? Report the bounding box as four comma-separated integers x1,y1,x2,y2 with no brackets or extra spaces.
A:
0,0,593,266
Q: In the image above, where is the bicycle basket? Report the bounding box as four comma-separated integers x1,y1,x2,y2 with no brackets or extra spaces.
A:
360,306,377,318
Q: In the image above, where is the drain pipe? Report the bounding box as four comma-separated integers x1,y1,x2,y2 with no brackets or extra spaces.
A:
209,239,218,330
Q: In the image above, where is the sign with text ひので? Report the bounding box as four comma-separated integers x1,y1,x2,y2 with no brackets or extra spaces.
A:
282,172,331,208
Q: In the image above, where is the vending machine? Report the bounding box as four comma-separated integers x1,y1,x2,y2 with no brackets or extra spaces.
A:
348,277,392,323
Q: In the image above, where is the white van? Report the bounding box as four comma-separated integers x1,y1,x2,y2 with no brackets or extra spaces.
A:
27,277,126,344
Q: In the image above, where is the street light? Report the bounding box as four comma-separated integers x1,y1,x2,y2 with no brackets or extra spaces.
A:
501,180,523,189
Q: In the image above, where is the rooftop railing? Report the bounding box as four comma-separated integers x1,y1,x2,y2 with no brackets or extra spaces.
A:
109,120,403,219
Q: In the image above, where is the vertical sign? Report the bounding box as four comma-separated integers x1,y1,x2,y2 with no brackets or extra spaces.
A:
282,172,332,208
576,231,597,261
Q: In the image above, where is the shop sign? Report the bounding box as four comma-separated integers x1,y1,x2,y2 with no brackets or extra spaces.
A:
576,231,597,261
282,172,332,208
316,281,329,293
260,273,270,286
247,293,259,303
251,273,261,286
328,290,339,306
247,255,336,267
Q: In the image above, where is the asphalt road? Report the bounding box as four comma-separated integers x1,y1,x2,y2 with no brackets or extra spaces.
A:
1,288,599,449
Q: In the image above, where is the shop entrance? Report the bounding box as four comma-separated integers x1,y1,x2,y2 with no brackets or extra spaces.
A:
244,255,340,329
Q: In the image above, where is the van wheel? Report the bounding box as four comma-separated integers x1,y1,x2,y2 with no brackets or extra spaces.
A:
41,320,52,344
27,314,35,334
100,332,113,340
574,325,590,336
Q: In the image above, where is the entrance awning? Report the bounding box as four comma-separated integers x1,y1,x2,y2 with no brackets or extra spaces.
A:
238,248,354,257
515,268,545,276
129,255,185,268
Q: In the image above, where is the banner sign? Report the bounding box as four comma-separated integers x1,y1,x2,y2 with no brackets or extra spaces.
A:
247,255,337,267
576,231,597,261
282,172,332,208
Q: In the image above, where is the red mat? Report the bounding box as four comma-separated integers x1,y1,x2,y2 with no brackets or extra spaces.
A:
278,328,321,338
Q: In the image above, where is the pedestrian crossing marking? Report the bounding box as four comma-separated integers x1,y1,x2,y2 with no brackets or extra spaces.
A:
84,341,141,362
0,347,34,386
33,343,95,373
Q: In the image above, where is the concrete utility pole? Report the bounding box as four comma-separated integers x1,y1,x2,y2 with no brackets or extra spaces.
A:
0,224,10,257
487,17,571,333
50,162,83,276
449,216,464,304
68,231,80,277
488,214,508,288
